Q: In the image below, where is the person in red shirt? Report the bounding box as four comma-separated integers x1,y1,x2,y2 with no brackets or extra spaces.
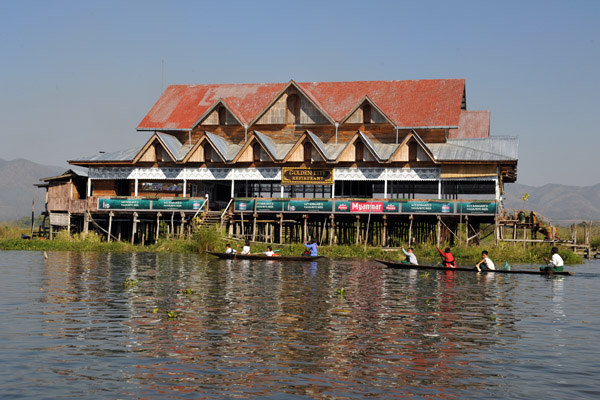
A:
437,247,456,268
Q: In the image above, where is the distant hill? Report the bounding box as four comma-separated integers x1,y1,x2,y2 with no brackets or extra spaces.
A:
503,182,600,223
0,159,64,222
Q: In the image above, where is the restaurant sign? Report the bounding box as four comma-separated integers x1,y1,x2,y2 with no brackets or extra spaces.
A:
401,201,455,214
458,201,497,214
234,199,498,215
98,198,204,211
281,167,333,185
334,201,400,213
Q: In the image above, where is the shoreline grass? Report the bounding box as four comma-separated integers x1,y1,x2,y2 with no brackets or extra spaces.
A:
0,226,585,265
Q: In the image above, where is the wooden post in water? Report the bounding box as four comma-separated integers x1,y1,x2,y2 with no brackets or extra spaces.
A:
179,212,185,239
382,215,387,247
170,212,175,239
131,212,138,245
465,216,469,246
355,215,361,245
409,215,414,246
329,214,335,246
436,216,441,248
108,211,114,243
303,215,308,242
279,214,283,244
156,212,161,243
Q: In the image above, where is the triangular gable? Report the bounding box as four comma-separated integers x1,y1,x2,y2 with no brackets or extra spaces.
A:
183,131,234,163
192,98,245,128
388,130,437,163
232,131,277,163
133,133,177,163
283,130,332,163
340,96,395,126
335,131,382,163
250,80,335,126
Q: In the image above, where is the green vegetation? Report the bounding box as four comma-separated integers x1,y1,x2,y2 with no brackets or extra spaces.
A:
0,222,591,264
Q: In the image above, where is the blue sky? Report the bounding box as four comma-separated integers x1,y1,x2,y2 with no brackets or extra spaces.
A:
1,0,598,186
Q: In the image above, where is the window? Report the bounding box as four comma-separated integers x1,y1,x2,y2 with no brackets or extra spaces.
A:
363,104,372,124
286,94,300,124
303,142,312,163
355,141,364,162
218,106,227,125
253,143,262,162
408,140,418,162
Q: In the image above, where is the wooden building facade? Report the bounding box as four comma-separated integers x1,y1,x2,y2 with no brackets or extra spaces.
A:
40,79,518,245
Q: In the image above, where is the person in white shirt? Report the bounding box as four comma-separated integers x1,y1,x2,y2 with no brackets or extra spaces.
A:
225,244,236,254
264,246,275,257
241,240,251,255
542,246,564,272
401,247,418,265
476,250,495,272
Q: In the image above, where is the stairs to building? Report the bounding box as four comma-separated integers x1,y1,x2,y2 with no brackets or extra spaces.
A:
198,210,222,228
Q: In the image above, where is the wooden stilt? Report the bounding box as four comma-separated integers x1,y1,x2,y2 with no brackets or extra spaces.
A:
329,214,334,246
131,212,138,245
108,211,114,243
355,215,361,245
382,215,387,246
279,214,283,244
156,212,161,243
465,216,469,246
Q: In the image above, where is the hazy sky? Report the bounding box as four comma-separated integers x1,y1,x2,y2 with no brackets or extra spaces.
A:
1,0,598,186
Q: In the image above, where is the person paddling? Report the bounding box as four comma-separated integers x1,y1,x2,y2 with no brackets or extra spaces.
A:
437,247,456,268
401,246,418,265
475,250,495,272
304,240,318,257
542,246,564,273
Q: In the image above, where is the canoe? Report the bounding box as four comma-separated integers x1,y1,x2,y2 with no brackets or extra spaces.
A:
205,251,324,261
375,259,574,276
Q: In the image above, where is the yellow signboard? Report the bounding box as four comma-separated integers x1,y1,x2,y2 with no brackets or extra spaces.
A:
281,167,334,185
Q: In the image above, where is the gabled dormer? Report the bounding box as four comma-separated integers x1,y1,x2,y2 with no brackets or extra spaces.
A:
340,96,394,126
184,131,240,163
251,81,334,126
193,99,244,128
388,130,436,163
133,133,179,164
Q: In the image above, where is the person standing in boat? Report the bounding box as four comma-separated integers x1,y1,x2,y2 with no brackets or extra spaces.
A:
437,247,456,268
225,244,236,254
241,240,251,255
401,246,418,265
304,240,318,257
475,250,495,272
542,246,564,272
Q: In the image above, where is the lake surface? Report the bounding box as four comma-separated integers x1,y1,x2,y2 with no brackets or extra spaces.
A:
1,250,599,399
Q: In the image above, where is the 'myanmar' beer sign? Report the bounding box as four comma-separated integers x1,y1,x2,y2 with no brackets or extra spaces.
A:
281,167,333,185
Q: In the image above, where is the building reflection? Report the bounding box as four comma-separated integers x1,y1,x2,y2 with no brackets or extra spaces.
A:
39,253,519,397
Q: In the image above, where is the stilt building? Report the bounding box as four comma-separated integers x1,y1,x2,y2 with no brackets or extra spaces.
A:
40,79,518,246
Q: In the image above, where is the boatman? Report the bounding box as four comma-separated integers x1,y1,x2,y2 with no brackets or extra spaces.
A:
304,240,318,257
241,240,251,255
437,247,456,268
475,250,495,272
542,246,564,272
225,244,236,254
401,247,418,265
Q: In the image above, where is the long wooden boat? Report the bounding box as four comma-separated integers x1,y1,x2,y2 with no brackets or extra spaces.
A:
375,259,574,276
205,251,324,261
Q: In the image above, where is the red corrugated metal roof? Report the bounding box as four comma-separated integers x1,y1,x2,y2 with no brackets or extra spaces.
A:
138,79,466,131
448,110,490,139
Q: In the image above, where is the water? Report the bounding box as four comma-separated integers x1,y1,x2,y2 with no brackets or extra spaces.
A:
1,251,599,399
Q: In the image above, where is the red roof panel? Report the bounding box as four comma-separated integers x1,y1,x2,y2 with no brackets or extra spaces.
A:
138,79,466,130
448,110,490,139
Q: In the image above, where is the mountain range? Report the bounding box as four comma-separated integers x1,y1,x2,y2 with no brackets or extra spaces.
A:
0,159,63,222
0,158,598,223
503,182,600,223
